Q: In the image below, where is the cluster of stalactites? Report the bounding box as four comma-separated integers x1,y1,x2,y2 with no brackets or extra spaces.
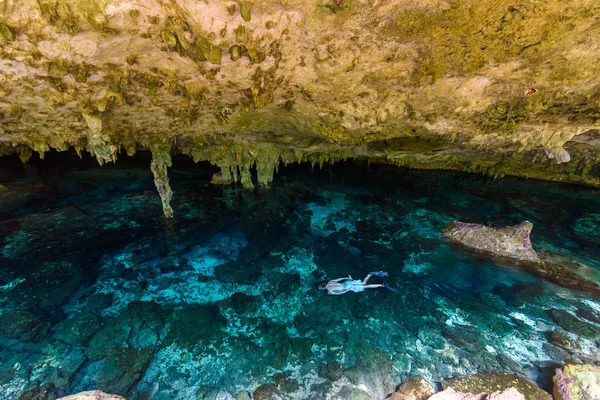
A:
210,145,283,189
2,137,348,218
206,145,339,189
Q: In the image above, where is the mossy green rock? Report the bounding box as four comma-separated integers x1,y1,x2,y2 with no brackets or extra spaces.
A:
554,364,600,400
442,372,552,400
0,24,14,41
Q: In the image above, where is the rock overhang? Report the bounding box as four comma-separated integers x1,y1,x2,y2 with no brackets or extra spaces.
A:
1,0,600,207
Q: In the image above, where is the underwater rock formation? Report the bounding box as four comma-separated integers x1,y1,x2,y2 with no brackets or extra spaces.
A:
58,391,125,400
445,221,600,294
553,364,600,400
444,221,539,262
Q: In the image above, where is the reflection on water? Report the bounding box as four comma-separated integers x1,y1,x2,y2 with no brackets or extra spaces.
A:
0,152,599,399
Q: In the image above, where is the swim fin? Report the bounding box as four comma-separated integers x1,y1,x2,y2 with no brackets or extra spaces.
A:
370,271,388,277
383,283,399,292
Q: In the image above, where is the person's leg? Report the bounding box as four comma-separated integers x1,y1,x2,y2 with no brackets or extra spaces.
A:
362,274,373,285
364,284,384,289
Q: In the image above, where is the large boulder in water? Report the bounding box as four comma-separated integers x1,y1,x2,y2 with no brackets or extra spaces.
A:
58,391,125,400
444,220,539,262
444,221,600,295
553,364,600,400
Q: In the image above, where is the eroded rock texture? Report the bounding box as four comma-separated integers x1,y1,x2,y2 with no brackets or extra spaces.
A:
553,364,600,400
1,0,600,206
444,220,539,262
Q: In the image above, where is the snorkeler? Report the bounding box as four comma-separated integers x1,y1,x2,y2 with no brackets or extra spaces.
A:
318,271,398,295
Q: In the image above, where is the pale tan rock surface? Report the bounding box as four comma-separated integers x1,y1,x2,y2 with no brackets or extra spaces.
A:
444,221,539,262
57,390,126,400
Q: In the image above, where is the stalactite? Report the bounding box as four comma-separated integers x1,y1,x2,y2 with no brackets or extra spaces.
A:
82,113,119,166
150,143,174,219
256,151,281,187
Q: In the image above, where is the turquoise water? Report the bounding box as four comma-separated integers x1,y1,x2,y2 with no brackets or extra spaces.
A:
1,152,599,399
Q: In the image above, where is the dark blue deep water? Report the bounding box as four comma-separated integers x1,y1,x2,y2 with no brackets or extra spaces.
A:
1,152,599,400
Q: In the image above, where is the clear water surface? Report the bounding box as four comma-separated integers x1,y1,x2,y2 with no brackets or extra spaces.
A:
0,152,599,399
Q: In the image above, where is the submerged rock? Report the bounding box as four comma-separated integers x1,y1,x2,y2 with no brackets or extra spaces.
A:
0,309,50,342
252,383,279,400
388,377,435,400
214,260,262,284
445,221,600,294
97,347,154,396
545,331,581,352
331,386,375,400
553,364,600,400
574,213,600,239
53,312,101,346
85,293,114,312
546,309,600,342
342,340,395,399
57,391,125,400
441,372,552,400
444,221,539,262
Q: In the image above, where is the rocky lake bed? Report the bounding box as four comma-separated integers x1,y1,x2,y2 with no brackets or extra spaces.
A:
1,154,599,399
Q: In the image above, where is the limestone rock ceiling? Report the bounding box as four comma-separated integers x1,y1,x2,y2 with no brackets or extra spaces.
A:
0,0,600,193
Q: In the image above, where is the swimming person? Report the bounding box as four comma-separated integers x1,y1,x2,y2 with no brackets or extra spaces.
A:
318,271,398,295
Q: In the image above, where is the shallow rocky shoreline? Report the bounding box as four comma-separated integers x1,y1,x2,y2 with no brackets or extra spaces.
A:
57,364,600,400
